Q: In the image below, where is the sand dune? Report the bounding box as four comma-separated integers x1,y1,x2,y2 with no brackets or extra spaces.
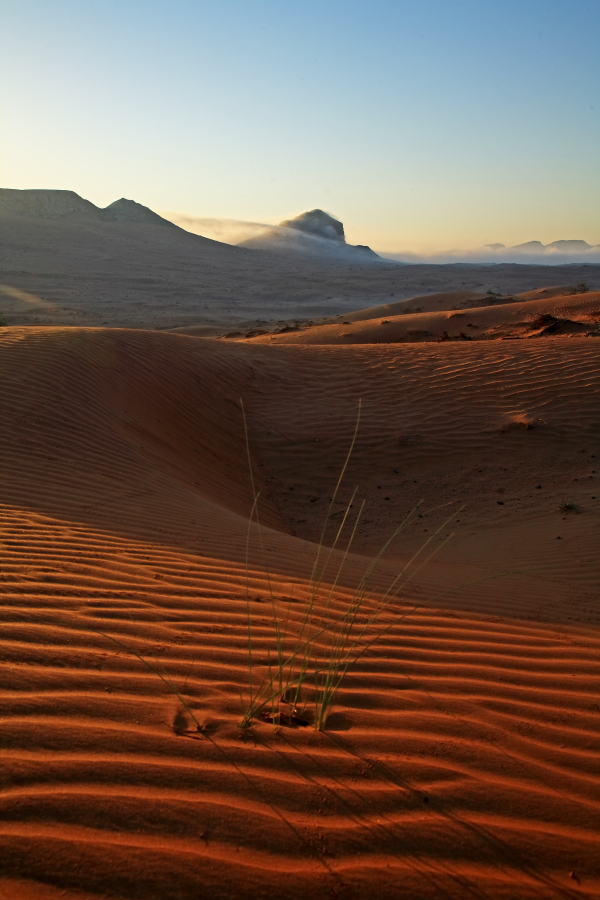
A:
246,289,600,345
328,285,584,321
1,325,599,899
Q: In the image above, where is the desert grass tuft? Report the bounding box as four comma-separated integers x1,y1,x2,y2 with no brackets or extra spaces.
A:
239,399,462,731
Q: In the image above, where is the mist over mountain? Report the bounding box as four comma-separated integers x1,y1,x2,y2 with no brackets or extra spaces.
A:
279,209,346,242
509,239,595,253
546,240,594,252
5,187,598,333
3,190,597,270
163,209,599,266
384,238,600,265
238,209,381,262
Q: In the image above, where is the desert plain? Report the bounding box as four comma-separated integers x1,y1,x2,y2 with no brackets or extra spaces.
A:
1,191,600,900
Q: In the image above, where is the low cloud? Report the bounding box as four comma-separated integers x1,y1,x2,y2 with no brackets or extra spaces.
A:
162,212,383,262
159,212,273,245
380,245,600,266
161,213,600,266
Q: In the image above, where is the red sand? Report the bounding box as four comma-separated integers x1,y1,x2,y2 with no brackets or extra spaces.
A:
246,290,600,345
1,326,599,899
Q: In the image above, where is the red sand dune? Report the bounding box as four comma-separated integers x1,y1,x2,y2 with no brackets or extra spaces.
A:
327,285,587,321
1,326,599,899
246,290,600,345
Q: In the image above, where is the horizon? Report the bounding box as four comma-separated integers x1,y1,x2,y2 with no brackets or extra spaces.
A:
2,185,599,264
2,0,599,252
161,207,600,262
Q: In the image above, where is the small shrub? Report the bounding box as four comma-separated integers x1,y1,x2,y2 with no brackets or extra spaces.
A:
559,500,581,513
569,283,590,295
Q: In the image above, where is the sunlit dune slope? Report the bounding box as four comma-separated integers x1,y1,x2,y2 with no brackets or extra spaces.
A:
1,327,599,900
246,290,600,344
329,289,493,320
323,285,584,323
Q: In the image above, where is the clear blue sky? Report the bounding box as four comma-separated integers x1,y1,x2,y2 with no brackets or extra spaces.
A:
2,0,598,250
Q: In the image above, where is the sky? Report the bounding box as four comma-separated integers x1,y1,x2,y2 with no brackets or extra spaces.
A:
1,0,599,253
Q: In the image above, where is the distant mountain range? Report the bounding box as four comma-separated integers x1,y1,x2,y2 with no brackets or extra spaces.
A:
486,239,599,253
2,190,597,265
0,193,380,263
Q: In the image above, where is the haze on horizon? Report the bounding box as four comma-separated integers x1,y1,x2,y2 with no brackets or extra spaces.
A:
2,0,598,253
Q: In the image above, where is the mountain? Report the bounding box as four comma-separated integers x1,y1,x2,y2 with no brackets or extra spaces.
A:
239,208,380,260
0,188,100,219
99,197,176,226
511,241,546,252
2,189,598,331
0,190,409,330
279,209,346,242
546,240,593,252
0,188,175,227
482,239,598,255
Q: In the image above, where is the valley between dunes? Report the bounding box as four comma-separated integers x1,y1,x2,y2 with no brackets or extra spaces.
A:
1,325,599,900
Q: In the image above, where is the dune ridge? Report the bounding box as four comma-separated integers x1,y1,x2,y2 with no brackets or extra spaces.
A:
246,289,600,345
1,327,599,899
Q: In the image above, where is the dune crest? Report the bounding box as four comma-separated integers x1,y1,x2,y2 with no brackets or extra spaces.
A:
246,288,600,344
